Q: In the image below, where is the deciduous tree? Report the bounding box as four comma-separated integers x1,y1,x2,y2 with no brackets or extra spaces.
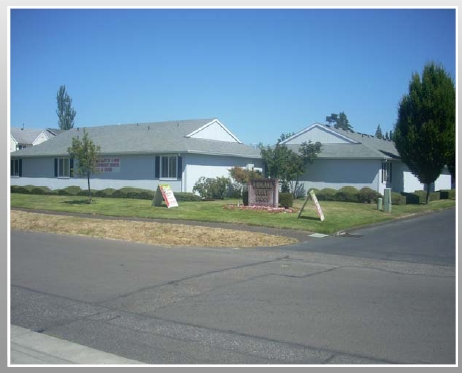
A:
394,62,455,203
259,136,322,197
56,85,76,130
67,129,101,203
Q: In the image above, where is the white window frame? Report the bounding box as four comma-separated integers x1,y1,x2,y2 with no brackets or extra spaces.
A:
58,157,70,178
160,155,178,180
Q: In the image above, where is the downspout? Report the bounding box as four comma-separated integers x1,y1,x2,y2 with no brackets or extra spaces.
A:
378,159,383,194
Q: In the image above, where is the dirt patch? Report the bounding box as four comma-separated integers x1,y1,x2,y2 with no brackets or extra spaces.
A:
10,210,298,248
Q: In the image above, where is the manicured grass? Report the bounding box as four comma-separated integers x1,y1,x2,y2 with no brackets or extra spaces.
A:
10,193,456,234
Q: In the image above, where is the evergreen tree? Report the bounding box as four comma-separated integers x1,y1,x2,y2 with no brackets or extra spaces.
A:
375,125,383,139
326,112,353,131
394,62,455,203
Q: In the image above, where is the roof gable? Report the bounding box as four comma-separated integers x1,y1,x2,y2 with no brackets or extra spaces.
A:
185,119,241,143
282,123,399,160
10,128,47,145
282,123,358,145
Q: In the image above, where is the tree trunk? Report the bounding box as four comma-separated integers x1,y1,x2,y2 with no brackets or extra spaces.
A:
87,173,92,204
425,183,431,204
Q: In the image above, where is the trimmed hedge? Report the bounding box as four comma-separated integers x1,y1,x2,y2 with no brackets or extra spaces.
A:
94,188,117,198
391,192,406,205
404,190,441,204
358,187,382,204
174,192,202,202
278,192,294,208
57,186,83,196
11,186,31,194
112,187,155,200
12,184,454,205
334,186,360,203
316,188,337,201
440,189,456,200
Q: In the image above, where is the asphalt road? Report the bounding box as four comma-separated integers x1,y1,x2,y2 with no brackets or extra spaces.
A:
10,208,456,365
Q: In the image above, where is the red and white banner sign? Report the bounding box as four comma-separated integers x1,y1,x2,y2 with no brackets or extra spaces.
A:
95,158,121,173
153,184,178,208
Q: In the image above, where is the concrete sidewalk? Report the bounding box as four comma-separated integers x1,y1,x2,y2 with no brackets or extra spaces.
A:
10,325,145,365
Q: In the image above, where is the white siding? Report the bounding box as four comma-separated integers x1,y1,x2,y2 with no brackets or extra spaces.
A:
434,169,452,191
297,159,382,194
400,164,452,192
10,153,264,194
188,120,240,143
285,126,356,145
10,176,177,193
10,135,18,152
183,154,263,193
32,131,50,146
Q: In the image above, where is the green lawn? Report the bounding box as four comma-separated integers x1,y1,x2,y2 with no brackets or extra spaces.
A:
10,193,456,235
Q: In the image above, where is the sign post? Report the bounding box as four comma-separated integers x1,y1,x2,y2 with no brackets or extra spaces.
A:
298,189,325,221
152,184,178,208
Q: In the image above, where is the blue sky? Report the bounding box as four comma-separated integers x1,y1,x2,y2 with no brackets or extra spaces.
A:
9,7,456,146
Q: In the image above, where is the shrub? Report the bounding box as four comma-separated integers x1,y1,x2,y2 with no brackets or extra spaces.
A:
57,186,83,196
407,190,441,204
30,187,48,195
358,187,382,203
94,188,117,198
391,192,406,205
77,189,97,197
334,186,359,202
193,177,231,199
11,186,30,194
316,188,337,201
440,189,456,200
279,192,294,208
242,191,249,206
401,192,419,204
112,187,154,200
174,192,202,202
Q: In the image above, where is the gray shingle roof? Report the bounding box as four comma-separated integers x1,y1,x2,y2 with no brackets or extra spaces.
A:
10,128,46,145
11,119,262,159
286,124,400,160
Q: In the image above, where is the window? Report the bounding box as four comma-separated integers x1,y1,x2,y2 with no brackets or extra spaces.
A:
155,155,182,179
382,161,392,183
55,158,70,178
11,159,22,177
161,156,177,179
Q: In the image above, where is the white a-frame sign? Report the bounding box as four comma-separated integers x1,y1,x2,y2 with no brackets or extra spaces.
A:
298,189,325,221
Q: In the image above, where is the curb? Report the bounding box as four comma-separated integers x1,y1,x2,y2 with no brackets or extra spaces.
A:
10,325,144,365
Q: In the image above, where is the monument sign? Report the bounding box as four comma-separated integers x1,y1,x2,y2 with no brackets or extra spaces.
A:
248,179,279,207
